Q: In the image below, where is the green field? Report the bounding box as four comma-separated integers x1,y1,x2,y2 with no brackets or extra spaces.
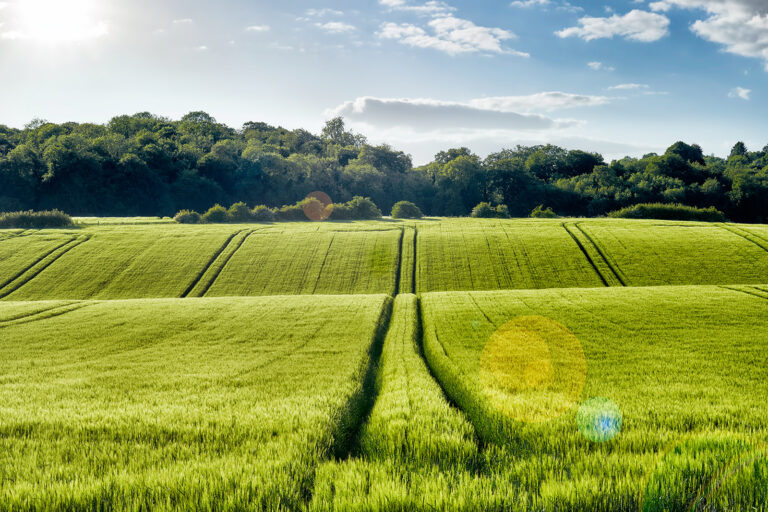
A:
1,217,767,511
0,295,390,510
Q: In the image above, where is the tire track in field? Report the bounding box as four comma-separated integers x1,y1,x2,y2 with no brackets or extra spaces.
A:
180,229,249,298
412,227,418,294
0,301,93,329
562,222,626,287
718,224,768,254
311,233,336,294
0,235,91,299
720,285,768,302
392,228,405,297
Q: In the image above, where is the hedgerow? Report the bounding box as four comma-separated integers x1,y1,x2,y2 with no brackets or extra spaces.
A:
0,210,74,229
607,202,726,222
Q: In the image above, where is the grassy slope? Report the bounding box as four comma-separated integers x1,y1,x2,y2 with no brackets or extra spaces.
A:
205,226,401,297
421,286,768,510
4,219,768,299
0,295,389,511
414,219,605,293
310,295,525,512
577,220,768,286
4,225,239,300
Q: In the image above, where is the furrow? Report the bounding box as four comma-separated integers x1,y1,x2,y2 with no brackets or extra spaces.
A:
718,224,768,254
0,235,91,299
0,302,93,328
180,229,247,298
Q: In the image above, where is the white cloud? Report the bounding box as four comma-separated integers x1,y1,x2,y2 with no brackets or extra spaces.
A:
0,2,8,9
196,45,208,51
649,1,768,70
556,9,670,42
173,19,193,25
607,83,650,90
728,86,751,99
305,8,345,17
316,21,356,33
469,92,612,112
588,61,615,71
379,16,527,56
246,25,270,32
379,0,455,16
510,0,550,7
327,96,574,132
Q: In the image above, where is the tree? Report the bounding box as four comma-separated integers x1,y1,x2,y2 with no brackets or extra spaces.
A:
730,141,748,159
665,141,705,165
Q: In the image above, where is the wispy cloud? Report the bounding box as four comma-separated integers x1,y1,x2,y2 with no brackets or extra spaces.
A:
649,0,768,71
728,86,751,100
172,19,193,25
379,16,527,56
328,96,571,131
305,8,345,17
378,0,455,16
470,92,611,112
556,9,670,42
316,21,356,33
246,25,270,32
588,61,615,71
607,83,649,90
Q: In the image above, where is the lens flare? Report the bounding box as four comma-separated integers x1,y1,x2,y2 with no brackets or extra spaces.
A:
577,397,622,442
480,316,586,423
302,191,333,222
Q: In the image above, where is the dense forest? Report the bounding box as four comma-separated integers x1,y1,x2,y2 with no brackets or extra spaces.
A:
0,112,766,222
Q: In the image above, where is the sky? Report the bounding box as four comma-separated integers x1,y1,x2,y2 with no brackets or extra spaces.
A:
0,0,767,163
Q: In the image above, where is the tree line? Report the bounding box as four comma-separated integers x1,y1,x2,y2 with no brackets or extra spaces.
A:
1,112,766,222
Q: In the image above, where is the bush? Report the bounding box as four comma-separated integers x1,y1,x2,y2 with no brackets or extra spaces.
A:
202,204,229,223
276,202,307,222
346,196,382,219
608,203,726,222
530,205,558,218
174,210,202,224
329,203,353,220
301,197,333,221
0,210,74,229
228,202,253,223
252,205,276,222
391,201,423,219
471,202,509,219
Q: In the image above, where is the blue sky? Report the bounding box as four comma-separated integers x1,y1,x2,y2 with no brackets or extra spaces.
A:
0,0,766,163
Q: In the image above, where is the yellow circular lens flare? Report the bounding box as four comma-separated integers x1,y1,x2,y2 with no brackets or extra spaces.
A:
302,191,333,222
480,316,586,423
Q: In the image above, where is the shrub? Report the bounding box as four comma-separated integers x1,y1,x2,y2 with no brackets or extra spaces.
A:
252,205,276,222
276,202,307,222
0,210,74,229
202,204,229,223
391,201,423,219
346,196,382,220
530,205,558,218
608,203,726,222
228,202,253,223
301,196,333,221
329,203,353,220
173,210,202,224
471,202,509,219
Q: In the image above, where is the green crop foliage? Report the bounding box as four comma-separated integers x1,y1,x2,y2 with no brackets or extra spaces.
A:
421,285,768,510
414,219,606,292
0,295,390,511
576,220,768,286
205,227,402,297
3,218,768,510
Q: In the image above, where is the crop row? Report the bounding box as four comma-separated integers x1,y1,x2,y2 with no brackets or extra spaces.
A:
0,295,390,511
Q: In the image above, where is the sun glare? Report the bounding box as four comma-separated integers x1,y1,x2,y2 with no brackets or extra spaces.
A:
14,0,107,43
